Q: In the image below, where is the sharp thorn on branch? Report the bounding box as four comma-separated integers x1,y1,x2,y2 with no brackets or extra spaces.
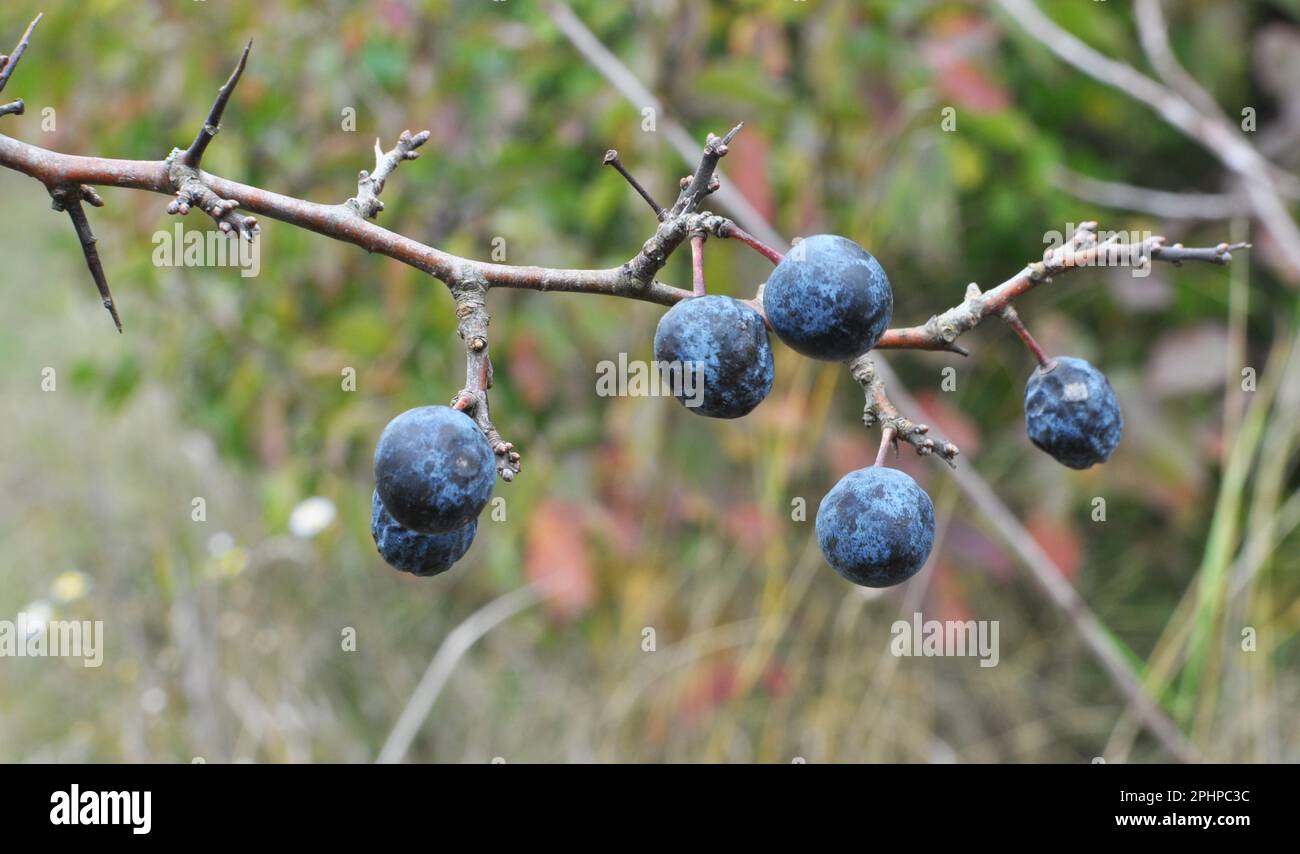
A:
0,13,42,96
50,186,123,333
602,149,666,220
182,39,252,168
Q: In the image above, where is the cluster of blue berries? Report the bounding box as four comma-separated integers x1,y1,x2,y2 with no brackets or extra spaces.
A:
371,405,495,576
654,233,934,587
653,233,893,416
370,234,1125,589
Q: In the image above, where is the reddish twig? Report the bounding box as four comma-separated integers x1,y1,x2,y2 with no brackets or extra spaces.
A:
716,220,784,265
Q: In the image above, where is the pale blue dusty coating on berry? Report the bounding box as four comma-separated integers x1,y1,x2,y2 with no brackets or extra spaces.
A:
816,466,935,588
763,234,893,361
652,295,774,418
371,490,476,577
1024,356,1123,470
373,405,495,533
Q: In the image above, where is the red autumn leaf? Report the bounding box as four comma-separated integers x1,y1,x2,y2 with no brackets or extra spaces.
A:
823,426,876,473
727,130,776,225
947,521,1014,582
921,13,1010,113
507,329,553,409
1027,512,1082,582
677,659,740,726
724,501,777,558
932,558,974,623
525,500,596,620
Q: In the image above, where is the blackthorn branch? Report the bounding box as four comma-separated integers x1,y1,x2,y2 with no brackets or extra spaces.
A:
876,222,1249,356
0,19,1250,478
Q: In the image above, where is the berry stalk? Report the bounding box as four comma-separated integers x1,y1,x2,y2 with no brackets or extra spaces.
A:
719,221,784,265
690,234,707,296
1002,306,1056,371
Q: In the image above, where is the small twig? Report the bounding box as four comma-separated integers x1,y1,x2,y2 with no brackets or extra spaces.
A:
1152,240,1249,265
670,123,742,216
1000,305,1054,370
347,129,431,220
49,184,122,332
690,233,706,296
167,170,260,240
877,223,1247,354
0,13,41,96
850,354,959,468
181,40,252,169
603,149,665,220
449,279,521,482
0,99,22,118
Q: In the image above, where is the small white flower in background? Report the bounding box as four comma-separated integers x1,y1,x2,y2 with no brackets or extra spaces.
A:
50,570,92,604
207,531,236,556
289,496,337,539
22,600,53,638
140,687,167,716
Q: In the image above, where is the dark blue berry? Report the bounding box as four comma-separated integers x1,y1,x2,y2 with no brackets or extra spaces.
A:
1024,356,1123,469
816,466,935,588
371,490,476,576
373,405,495,533
763,234,893,361
652,295,774,418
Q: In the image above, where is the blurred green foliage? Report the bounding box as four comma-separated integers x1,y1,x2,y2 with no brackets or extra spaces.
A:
0,0,1296,762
